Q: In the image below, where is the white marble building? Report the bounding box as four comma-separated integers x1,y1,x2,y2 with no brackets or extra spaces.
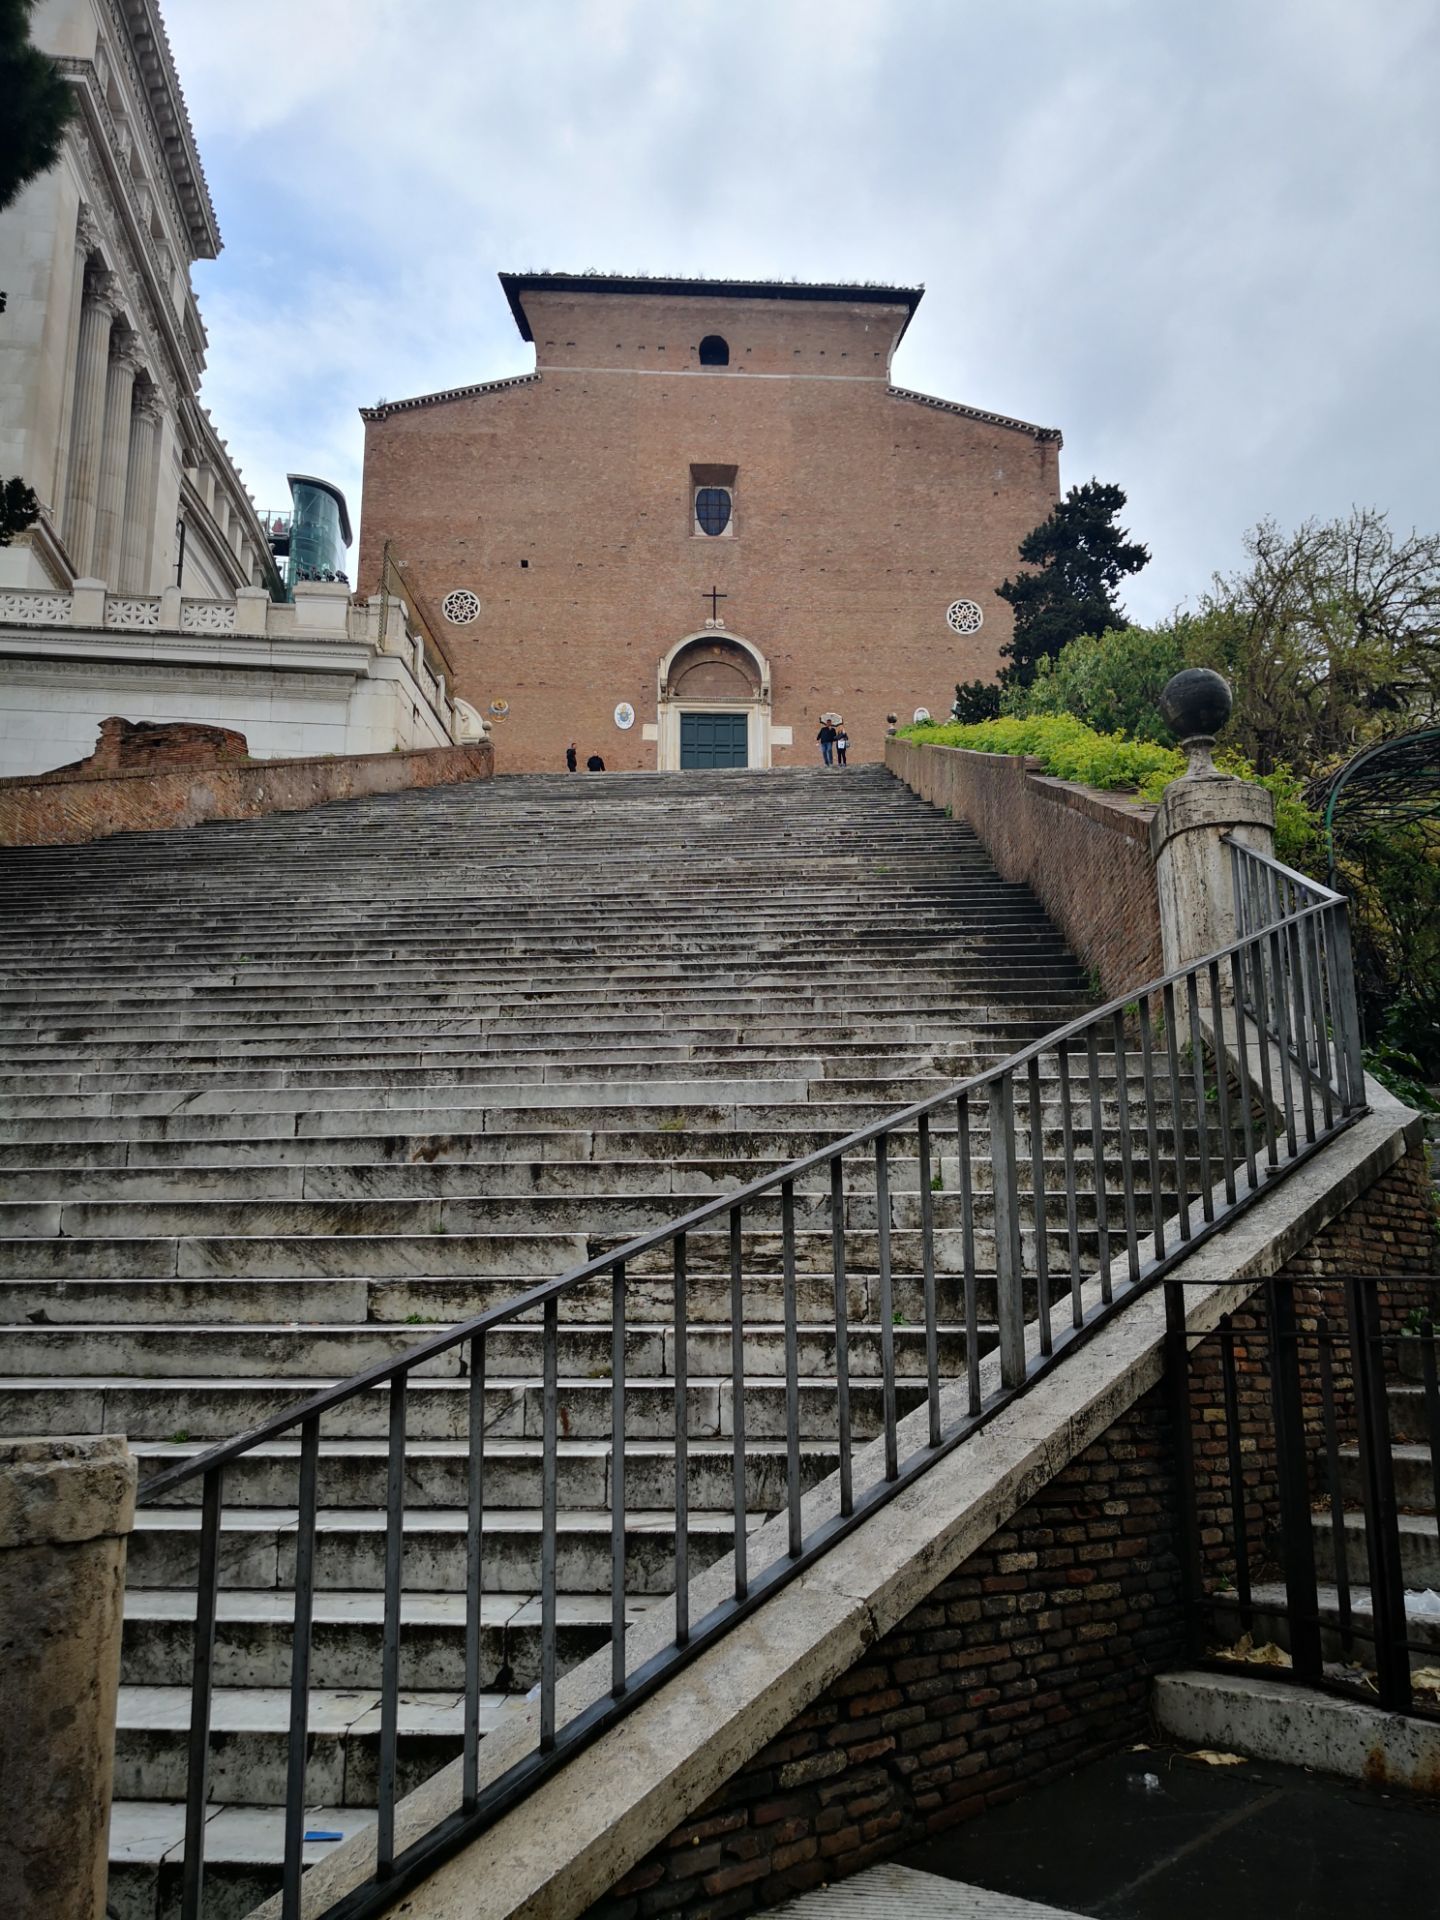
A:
0,0,480,775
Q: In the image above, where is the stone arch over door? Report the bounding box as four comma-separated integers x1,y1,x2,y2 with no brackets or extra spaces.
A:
655,632,773,770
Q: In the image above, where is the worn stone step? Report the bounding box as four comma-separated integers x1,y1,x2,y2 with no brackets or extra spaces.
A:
113,1683,515,1807
0,1372,923,1442
129,1436,839,1516
120,1586,662,1691
125,1503,764,1595
0,1318,981,1381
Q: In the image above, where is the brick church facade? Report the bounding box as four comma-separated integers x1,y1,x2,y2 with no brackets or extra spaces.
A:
357,274,1061,772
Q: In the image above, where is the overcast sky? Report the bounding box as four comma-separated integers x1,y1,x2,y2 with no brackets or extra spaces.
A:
163,0,1438,622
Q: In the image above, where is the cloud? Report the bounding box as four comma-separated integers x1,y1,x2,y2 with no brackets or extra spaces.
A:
163,0,1440,616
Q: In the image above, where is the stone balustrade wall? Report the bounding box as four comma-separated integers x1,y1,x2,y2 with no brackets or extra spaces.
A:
885,737,1163,998
0,739,494,847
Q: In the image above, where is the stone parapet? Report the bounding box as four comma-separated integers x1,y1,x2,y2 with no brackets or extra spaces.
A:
0,738,494,846
0,1435,137,1920
885,737,1162,997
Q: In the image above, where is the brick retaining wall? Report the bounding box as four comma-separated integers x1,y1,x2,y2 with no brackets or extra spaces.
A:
584,1143,1436,1920
0,740,494,846
885,737,1161,998
588,1389,1183,1920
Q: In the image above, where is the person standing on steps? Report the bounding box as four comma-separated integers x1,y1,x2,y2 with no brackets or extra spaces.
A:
586,751,606,771
817,720,836,767
566,742,578,772
834,722,849,768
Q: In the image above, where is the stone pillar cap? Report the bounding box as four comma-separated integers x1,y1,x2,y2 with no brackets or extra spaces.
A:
0,1434,136,1550
1149,773,1274,860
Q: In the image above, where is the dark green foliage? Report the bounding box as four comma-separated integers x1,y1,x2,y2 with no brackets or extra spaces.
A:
1344,820,1440,1079
0,0,76,214
0,475,39,545
1,3,74,542
950,678,1001,724
996,480,1149,688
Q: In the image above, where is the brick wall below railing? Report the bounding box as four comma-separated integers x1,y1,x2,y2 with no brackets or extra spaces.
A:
589,1389,1184,1920
0,740,494,846
886,737,1162,998
583,1141,1436,1920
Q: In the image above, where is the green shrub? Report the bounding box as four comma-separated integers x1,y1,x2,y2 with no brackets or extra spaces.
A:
900,713,1319,868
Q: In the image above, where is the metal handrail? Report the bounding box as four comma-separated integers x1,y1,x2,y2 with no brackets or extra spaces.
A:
147,847,1368,1919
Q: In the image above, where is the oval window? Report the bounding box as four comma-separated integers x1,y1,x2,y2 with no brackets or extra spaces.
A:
695,487,732,537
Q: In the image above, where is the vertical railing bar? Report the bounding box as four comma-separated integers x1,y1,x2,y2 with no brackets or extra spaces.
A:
1266,922,1299,1158
1303,911,1336,1130
781,1180,805,1542
281,1420,320,1919
1266,1280,1322,1683
1084,1027,1112,1301
672,1232,690,1646
1207,960,1237,1207
180,1465,224,1920
1137,998,1166,1263
1228,841,1245,945
957,1095,981,1416
989,1074,1026,1390
829,1156,854,1517
1347,1279,1411,1712
376,1372,408,1874
1248,934,1280,1168
1026,1058,1052,1354
1318,908,1353,1114
1263,865,1286,1041
916,1113,943,1444
1317,1316,1354,1656
1057,1040,1083,1327
539,1299,559,1748
1162,981,1192,1240
1218,1317,1252,1633
462,1334,486,1809
872,1143,899,1480
1109,1011,1141,1286
728,1211,749,1598
1328,907,1366,1112
1185,971,1215,1223
1227,948,1259,1191
610,1260,628,1696
1423,1323,1440,1555
1286,913,1318,1145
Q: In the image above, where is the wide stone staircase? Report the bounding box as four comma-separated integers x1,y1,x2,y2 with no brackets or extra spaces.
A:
0,764,1133,1917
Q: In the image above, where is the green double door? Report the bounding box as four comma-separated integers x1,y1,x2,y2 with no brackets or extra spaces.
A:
679,712,749,769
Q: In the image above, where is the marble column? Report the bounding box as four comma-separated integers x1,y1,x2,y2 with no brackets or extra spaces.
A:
118,383,164,593
61,272,121,574
52,208,100,516
90,331,144,586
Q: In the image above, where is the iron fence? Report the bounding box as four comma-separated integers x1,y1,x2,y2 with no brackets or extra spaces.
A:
137,837,1368,1919
1169,1272,1440,1719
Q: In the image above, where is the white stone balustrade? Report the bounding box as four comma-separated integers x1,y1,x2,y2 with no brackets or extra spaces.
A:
0,581,479,758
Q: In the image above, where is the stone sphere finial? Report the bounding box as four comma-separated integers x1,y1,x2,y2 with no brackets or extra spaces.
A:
1158,668,1233,777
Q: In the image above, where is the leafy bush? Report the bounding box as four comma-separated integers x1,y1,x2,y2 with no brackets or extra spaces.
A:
900,713,1319,867
901,713,1187,791
1020,613,1243,742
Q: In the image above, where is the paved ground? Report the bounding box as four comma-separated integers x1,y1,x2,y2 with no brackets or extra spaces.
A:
897,1742,1440,1919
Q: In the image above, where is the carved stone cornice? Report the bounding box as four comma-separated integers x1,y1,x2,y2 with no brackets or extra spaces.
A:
75,203,102,257
109,329,146,373
85,271,125,322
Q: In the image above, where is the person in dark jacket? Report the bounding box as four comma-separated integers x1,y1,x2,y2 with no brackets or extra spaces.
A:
566,742,578,772
817,722,837,767
586,752,606,771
